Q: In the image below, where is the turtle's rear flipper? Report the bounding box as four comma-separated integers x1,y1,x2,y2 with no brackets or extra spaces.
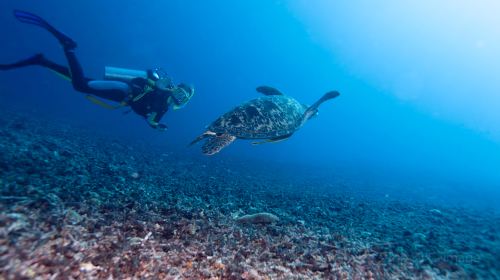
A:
252,133,293,145
304,90,340,119
256,86,284,96
202,134,236,155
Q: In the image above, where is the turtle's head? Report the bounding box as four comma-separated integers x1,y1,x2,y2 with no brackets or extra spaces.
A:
201,133,236,155
190,131,236,155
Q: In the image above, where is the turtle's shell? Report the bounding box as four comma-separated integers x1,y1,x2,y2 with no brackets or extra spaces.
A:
208,96,307,139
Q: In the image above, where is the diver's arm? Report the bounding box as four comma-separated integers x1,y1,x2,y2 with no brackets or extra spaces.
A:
145,92,172,131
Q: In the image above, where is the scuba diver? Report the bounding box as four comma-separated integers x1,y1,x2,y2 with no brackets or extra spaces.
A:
0,10,194,130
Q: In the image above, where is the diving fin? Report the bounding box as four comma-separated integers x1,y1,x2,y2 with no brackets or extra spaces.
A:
252,133,293,145
256,86,284,96
0,53,72,80
13,10,77,50
0,53,45,70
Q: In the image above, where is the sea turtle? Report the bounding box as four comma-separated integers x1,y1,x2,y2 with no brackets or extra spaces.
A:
190,86,340,155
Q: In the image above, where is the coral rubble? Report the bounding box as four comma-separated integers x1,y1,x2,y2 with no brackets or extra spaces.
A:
0,112,498,279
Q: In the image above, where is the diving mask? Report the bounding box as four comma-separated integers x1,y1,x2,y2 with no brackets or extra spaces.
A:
172,83,195,110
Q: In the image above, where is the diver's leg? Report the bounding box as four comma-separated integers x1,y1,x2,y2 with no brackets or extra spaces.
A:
86,81,131,102
63,49,88,91
0,52,129,102
12,10,130,102
38,55,71,78
62,48,131,102
13,10,87,87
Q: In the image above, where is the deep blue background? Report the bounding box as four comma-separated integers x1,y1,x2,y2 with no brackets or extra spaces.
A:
1,1,499,209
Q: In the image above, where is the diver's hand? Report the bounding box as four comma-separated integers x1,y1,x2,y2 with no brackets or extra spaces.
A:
156,123,168,131
148,122,168,131
146,112,167,131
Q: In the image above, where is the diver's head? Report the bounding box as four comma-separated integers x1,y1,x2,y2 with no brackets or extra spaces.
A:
147,68,194,109
148,68,174,91
172,83,195,110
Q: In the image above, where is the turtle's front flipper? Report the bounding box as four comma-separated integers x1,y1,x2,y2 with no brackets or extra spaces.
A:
189,131,215,146
252,133,293,145
202,134,236,155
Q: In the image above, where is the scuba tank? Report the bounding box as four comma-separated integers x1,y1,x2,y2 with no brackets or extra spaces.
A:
104,66,148,82
103,67,153,105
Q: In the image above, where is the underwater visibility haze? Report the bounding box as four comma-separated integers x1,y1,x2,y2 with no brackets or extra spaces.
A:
0,0,499,278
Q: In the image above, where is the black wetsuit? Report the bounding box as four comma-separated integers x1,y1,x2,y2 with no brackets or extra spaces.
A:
64,48,172,125
126,77,171,124
1,49,172,128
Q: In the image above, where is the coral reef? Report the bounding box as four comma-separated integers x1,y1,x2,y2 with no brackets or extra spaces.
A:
0,112,499,279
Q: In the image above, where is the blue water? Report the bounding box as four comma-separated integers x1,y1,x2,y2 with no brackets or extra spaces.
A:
1,2,499,208
2,1,500,278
